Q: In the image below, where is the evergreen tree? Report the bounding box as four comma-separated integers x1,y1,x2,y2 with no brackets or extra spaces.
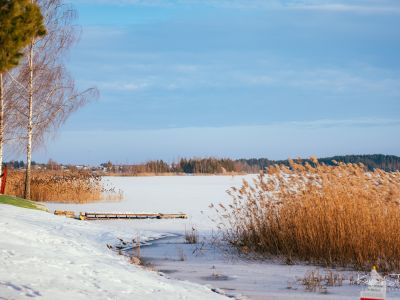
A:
0,0,46,192
0,0,46,72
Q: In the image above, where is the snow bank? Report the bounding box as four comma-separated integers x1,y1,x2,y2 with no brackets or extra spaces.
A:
0,204,226,299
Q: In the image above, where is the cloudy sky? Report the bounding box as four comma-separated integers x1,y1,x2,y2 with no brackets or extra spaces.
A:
29,0,400,164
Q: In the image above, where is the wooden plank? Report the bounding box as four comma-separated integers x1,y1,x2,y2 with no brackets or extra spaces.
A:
54,210,76,218
80,212,187,220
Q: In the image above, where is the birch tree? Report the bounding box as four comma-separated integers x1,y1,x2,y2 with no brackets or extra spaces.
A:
7,0,98,199
0,0,46,190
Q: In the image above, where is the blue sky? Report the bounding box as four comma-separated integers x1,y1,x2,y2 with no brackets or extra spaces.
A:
28,0,400,164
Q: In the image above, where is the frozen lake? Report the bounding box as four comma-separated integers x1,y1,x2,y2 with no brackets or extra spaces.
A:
44,176,400,300
45,175,253,233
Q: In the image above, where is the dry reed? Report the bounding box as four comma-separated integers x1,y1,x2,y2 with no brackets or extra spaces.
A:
6,170,123,203
184,226,199,244
216,158,400,271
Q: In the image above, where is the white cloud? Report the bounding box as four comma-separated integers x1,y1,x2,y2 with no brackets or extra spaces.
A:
288,2,400,14
227,67,400,97
72,0,400,14
96,81,150,91
70,0,167,5
211,0,400,14
86,65,400,98
286,118,400,128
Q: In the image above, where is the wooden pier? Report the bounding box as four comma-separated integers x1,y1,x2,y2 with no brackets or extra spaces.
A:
79,212,187,220
54,210,187,220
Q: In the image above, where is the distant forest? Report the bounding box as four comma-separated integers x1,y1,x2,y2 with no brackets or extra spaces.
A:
102,154,400,175
238,154,400,172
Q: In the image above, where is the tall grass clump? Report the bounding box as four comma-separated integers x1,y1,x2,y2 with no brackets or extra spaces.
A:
6,170,122,203
216,158,400,271
185,226,199,244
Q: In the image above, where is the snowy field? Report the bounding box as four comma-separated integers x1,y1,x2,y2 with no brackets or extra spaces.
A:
0,204,226,300
4,176,400,299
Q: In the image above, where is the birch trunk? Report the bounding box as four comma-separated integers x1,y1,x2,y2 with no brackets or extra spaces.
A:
24,41,34,199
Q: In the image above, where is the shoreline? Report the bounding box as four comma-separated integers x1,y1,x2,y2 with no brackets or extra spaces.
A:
131,232,369,300
104,172,250,177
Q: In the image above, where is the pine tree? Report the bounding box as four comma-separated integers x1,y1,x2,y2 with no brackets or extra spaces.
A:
0,0,46,72
0,0,46,192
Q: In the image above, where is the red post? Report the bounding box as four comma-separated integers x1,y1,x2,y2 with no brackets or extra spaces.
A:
1,165,7,194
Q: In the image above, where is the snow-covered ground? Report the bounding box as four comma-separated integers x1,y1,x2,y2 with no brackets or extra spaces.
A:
5,176,400,299
0,204,226,300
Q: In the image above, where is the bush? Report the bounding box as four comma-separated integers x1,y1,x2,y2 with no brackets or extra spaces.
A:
216,158,400,271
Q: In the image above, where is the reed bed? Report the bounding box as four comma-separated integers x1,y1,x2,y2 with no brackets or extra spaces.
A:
216,158,400,271
6,170,122,203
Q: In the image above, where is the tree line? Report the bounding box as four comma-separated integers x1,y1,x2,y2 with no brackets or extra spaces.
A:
102,154,400,175
101,158,238,174
0,0,97,199
242,154,400,172
239,154,400,172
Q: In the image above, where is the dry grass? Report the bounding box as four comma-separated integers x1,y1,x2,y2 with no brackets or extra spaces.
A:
184,226,199,244
297,269,344,293
5,170,123,203
216,158,400,271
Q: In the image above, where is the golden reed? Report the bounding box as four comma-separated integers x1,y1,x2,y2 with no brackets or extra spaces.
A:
216,158,400,271
6,170,122,203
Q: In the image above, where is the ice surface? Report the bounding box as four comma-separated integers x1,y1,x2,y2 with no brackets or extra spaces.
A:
45,175,254,233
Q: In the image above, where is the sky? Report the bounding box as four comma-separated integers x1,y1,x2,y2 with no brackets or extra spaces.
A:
23,0,400,164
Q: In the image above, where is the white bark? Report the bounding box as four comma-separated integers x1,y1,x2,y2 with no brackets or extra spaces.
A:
24,42,34,199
